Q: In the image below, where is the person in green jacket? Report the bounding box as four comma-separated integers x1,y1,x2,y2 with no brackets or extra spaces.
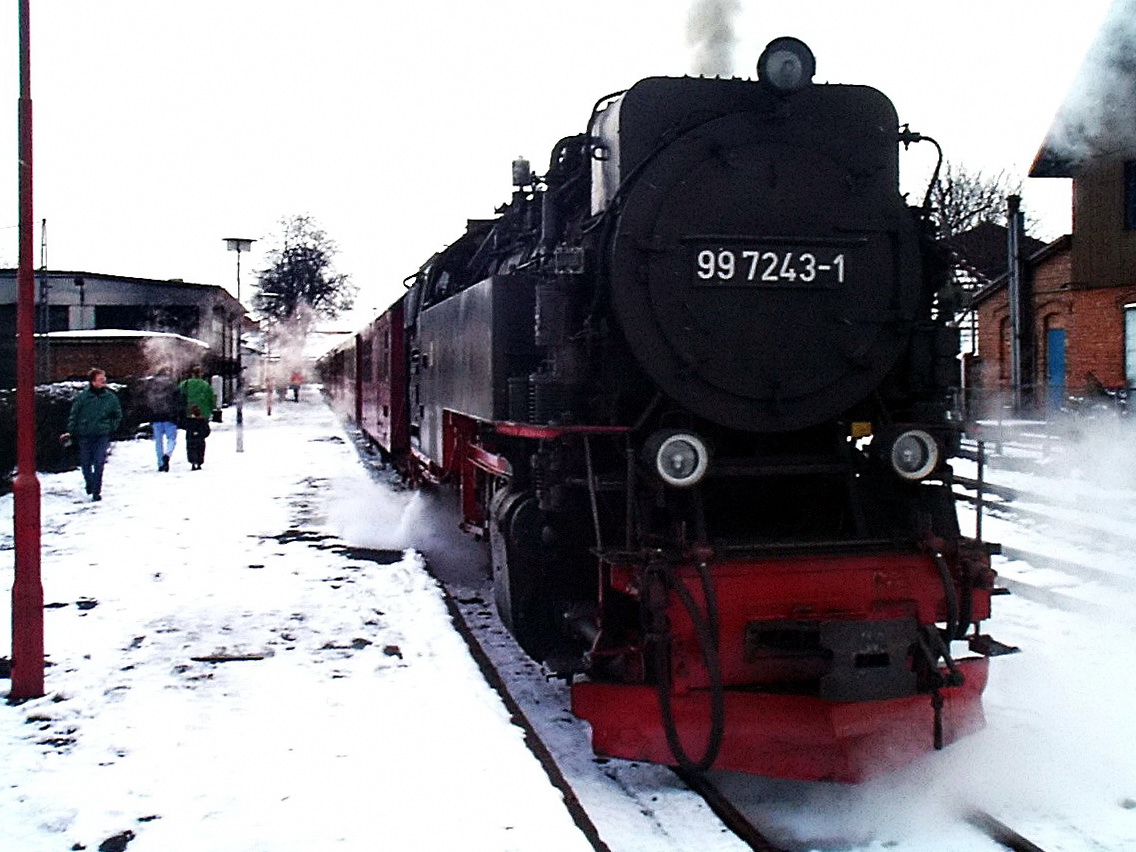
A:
60,367,123,502
179,365,216,422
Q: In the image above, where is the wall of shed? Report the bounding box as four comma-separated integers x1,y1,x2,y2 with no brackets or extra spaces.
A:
1072,157,1136,288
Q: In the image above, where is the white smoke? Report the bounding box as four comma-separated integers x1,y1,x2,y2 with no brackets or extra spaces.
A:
1046,0,1136,166
686,0,740,78
140,336,206,378
263,302,316,388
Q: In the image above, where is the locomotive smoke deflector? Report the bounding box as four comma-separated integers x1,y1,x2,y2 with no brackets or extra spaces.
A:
757,36,816,94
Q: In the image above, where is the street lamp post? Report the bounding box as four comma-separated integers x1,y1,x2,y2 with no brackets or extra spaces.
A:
224,237,255,452
258,290,282,418
11,0,44,701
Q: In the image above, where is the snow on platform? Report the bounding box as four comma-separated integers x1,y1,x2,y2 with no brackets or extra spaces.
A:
0,390,594,852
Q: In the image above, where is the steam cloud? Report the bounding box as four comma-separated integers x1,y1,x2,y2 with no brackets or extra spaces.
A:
261,302,316,388
1046,0,1136,166
686,0,740,78
141,336,208,378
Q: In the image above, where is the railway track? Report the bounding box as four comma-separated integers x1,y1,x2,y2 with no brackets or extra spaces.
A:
441,579,1064,852
672,768,791,852
952,470,1136,554
344,424,1080,852
679,767,1054,852
965,811,1049,852
439,583,755,852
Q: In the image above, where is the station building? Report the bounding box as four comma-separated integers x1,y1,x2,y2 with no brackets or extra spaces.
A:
0,269,243,393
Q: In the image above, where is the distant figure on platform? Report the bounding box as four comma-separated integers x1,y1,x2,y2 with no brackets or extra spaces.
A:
143,367,184,472
179,365,216,423
289,370,303,402
60,367,122,501
184,405,211,471
210,374,224,422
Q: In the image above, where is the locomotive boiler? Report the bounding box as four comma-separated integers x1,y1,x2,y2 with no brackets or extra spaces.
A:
320,38,1013,782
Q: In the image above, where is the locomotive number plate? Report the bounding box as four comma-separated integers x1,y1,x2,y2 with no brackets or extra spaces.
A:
693,246,847,287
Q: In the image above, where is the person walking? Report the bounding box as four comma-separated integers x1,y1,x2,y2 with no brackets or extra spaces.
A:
60,367,122,501
143,367,184,471
179,365,216,424
184,405,211,470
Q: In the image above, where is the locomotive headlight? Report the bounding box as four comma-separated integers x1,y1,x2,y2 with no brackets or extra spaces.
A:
757,37,816,94
645,429,710,488
888,429,940,481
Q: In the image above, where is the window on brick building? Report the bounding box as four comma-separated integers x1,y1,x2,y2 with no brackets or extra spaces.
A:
1126,304,1136,388
1126,161,1136,230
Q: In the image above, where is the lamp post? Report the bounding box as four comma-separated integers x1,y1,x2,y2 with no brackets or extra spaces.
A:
11,0,44,701
224,237,255,452
258,290,282,417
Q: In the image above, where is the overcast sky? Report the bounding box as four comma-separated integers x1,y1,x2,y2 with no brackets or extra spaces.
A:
0,0,1118,324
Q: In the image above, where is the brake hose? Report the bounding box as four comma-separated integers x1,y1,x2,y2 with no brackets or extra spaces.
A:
928,548,961,642
647,558,726,772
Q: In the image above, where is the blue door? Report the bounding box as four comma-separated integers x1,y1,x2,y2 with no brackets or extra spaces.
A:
1047,328,1066,412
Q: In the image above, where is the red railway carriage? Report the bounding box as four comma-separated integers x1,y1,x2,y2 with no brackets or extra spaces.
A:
320,301,408,465
319,333,357,423
317,38,1015,782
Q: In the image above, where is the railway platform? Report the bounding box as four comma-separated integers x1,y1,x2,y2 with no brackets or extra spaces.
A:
0,389,594,852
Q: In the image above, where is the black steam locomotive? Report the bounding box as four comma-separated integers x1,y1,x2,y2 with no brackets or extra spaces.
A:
319,38,1011,782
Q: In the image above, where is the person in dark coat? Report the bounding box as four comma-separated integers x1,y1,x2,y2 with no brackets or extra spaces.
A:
184,405,211,471
142,367,185,472
60,367,123,501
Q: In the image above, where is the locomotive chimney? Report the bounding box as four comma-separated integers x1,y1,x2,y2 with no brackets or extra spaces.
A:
512,156,532,188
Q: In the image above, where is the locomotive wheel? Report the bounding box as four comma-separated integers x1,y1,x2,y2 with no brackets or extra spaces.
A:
488,489,556,660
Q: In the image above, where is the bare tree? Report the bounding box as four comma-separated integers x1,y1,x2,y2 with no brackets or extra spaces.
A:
253,215,356,324
927,161,1025,239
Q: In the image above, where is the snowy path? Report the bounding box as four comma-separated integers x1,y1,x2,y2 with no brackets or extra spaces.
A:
1,393,593,852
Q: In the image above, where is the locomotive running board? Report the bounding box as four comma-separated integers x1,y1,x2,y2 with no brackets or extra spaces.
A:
571,657,989,784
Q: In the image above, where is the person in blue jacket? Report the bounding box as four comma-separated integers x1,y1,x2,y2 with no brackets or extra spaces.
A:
60,367,123,501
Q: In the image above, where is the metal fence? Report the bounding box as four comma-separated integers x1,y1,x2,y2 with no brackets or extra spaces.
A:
958,384,1130,428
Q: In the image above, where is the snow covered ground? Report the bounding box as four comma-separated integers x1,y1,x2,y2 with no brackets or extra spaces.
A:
1,392,594,852
2,395,1135,851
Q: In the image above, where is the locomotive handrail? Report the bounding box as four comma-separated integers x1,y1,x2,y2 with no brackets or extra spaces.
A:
494,422,628,438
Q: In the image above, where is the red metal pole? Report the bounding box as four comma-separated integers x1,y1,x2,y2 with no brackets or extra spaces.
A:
11,0,44,701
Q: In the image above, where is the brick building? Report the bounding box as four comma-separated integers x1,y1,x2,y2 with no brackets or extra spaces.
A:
40,330,210,383
971,235,1076,412
0,269,243,392
971,0,1136,413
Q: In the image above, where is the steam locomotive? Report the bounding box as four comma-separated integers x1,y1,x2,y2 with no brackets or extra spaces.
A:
319,38,1013,782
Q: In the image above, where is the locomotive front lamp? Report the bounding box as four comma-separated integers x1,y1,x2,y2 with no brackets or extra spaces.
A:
646,429,710,488
757,37,816,94
889,429,940,481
